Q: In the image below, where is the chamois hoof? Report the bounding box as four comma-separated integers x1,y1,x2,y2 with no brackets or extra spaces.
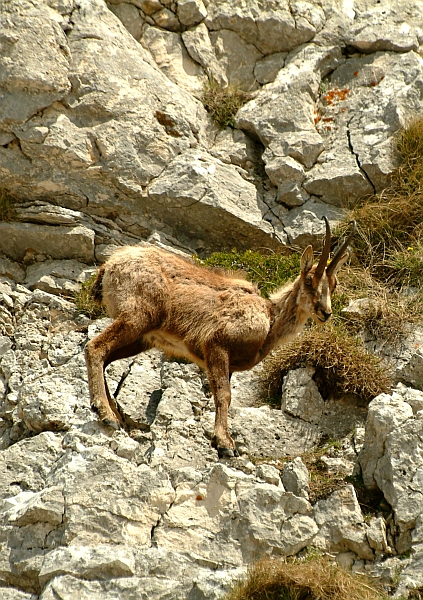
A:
218,447,239,459
103,418,122,430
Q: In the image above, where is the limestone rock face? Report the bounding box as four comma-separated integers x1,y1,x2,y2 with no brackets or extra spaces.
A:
2,0,423,597
2,0,423,257
359,385,423,594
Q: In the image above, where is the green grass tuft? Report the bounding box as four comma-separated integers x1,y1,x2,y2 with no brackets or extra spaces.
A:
73,272,107,320
198,249,301,298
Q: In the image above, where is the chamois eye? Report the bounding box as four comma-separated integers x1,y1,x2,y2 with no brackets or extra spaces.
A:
305,278,312,287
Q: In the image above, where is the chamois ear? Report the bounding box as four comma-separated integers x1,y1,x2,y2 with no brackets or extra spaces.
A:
328,252,349,275
300,245,314,274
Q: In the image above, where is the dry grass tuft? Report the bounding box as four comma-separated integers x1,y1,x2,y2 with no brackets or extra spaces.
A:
0,189,17,221
336,266,423,345
351,115,423,289
224,557,388,600
262,324,391,403
73,272,107,319
202,79,252,128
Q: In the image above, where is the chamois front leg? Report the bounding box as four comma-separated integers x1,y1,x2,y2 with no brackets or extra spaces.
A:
205,345,237,459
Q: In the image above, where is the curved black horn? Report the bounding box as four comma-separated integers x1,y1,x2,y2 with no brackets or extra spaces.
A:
326,220,357,276
314,216,331,279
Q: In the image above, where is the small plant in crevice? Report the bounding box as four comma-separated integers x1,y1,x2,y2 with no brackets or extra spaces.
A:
223,555,389,600
73,272,107,320
0,188,17,221
202,79,252,128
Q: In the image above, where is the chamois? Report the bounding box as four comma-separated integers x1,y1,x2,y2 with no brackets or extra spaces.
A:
85,217,356,458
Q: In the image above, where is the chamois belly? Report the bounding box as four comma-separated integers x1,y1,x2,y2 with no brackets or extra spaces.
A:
144,330,205,369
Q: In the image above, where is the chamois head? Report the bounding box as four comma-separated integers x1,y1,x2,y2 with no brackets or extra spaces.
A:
299,217,356,324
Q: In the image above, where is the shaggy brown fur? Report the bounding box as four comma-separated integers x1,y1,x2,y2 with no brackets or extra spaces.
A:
85,221,354,457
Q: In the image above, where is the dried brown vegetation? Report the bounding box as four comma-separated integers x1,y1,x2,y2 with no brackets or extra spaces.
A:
202,79,252,128
351,115,423,289
224,557,388,600
262,324,391,403
0,188,17,221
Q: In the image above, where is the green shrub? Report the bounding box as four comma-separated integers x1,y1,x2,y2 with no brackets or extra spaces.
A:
198,249,301,298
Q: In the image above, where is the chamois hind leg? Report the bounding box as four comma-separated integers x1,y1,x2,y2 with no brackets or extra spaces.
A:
85,317,151,429
204,345,237,458
102,339,153,424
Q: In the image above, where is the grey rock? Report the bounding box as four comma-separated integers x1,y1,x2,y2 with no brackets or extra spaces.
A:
346,2,423,53
394,543,423,598
313,485,374,560
39,545,136,588
182,23,227,86
228,404,321,458
264,155,306,189
18,354,90,433
393,327,423,388
256,463,282,487
282,457,309,499
2,486,64,527
367,556,405,589
282,199,345,248
24,259,95,296
376,418,423,531
359,391,413,490
39,574,183,600
152,7,180,31
0,587,36,600
266,131,324,170
142,26,205,98
0,223,95,263
177,0,207,27
0,0,71,131
209,29,262,90
254,52,287,85
13,204,84,226
108,2,144,40
0,431,63,501
0,336,12,359
335,551,356,571
0,256,25,283
147,149,281,251
341,297,377,319
366,516,391,555
107,349,163,430
209,128,261,170
281,367,324,425
205,0,325,55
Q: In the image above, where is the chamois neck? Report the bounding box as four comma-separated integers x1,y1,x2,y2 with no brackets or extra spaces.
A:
258,277,308,361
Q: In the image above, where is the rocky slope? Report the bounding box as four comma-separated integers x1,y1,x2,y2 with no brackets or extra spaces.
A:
2,0,423,598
